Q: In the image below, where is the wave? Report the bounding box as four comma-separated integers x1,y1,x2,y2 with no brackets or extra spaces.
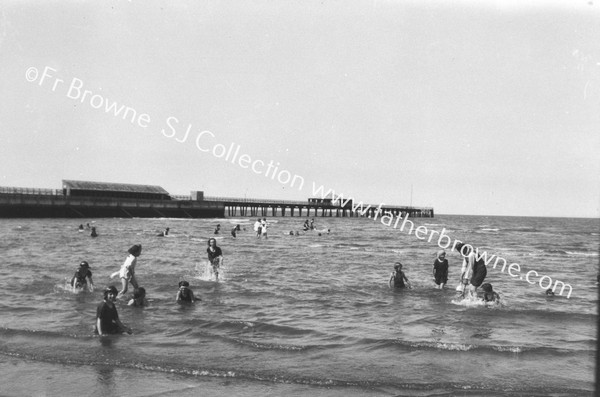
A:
204,319,322,337
502,227,541,233
565,251,598,257
389,339,575,355
544,249,598,257
1,350,591,396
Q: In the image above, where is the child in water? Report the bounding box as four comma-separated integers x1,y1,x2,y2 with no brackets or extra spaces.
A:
71,261,94,292
480,283,500,304
432,250,448,289
111,244,142,298
95,286,132,335
128,287,148,307
176,281,196,303
157,227,169,237
207,238,223,281
389,262,412,289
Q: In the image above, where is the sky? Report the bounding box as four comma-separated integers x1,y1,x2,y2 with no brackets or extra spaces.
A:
1,0,599,218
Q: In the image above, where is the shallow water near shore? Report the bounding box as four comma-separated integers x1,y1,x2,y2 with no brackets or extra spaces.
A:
0,215,597,396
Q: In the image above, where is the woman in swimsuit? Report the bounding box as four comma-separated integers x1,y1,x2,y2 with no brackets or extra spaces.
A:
206,238,223,281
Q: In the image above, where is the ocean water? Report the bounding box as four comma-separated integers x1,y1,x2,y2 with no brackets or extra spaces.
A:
0,215,597,396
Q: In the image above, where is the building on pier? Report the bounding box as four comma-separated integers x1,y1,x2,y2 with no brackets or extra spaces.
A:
0,180,433,219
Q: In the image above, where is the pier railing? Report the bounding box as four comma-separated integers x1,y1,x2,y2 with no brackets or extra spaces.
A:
203,196,309,206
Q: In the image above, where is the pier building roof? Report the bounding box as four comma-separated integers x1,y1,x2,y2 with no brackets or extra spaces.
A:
62,180,170,200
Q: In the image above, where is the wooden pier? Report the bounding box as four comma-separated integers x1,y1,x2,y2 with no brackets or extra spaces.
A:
0,183,433,219
199,196,434,218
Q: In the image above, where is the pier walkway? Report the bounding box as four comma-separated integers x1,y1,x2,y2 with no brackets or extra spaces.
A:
0,186,434,219
195,196,434,218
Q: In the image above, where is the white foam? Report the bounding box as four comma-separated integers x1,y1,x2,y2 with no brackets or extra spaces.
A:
194,261,226,282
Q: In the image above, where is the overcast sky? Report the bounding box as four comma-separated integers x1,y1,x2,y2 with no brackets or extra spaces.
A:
1,0,598,217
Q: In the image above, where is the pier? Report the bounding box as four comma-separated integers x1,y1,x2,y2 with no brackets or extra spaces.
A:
0,181,433,219
198,196,434,218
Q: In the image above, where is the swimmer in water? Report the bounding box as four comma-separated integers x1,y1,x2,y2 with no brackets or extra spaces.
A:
90,227,98,238
303,219,310,231
481,283,500,303
71,260,94,292
214,224,221,234
157,227,169,237
432,250,448,289
254,219,262,238
207,238,223,281
176,281,196,303
389,262,411,289
128,287,148,307
111,244,142,298
545,288,555,296
261,218,268,239
95,286,132,335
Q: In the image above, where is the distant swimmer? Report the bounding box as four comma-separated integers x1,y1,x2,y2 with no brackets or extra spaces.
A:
261,218,268,239
207,238,223,281
78,224,84,232
303,219,310,231
95,286,132,336
310,218,315,230
157,227,170,237
176,281,197,303
71,261,94,292
231,226,238,238
214,224,221,235
545,288,555,297
128,287,148,307
254,219,262,237
481,283,500,304
455,243,474,298
254,219,262,238
432,250,448,289
389,262,412,289
469,251,487,297
90,227,98,238
111,244,142,298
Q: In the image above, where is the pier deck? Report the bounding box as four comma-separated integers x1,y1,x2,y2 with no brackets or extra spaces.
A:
0,186,433,218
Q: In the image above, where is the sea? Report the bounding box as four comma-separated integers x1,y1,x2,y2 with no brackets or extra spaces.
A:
0,214,597,396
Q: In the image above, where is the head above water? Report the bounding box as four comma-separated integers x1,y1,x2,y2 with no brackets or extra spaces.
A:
103,285,118,299
133,287,146,299
128,244,142,256
546,288,555,296
481,283,493,292
454,242,473,256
